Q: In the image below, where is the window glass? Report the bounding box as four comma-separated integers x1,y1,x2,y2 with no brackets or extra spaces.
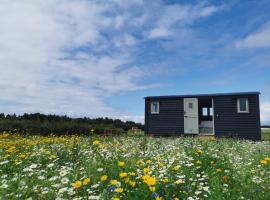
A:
202,107,208,116
151,102,159,114
239,98,247,111
189,103,193,109
237,98,249,113
209,107,213,116
153,103,157,112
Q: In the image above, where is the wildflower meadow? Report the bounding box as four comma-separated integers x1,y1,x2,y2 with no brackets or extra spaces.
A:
0,132,269,200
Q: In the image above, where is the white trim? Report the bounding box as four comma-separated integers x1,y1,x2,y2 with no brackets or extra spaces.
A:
151,101,159,114
237,98,249,113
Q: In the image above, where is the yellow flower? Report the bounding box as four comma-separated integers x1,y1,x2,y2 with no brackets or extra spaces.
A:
119,172,128,178
118,161,125,167
173,165,180,171
260,159,267,165
142,175,157,186
149,186,155,192
162,178,169,183
146,159,151,164
158,162,164,167
6,146,16,153
101,175,108,181
83,178,90,185
174,180,184,185
196,149,204,155
156,197,161,200
129,172,136,176
196,160,202,165
72,180,82,189
112,198,120,200
136,159,143,165
143,167,151,174
18,154,26,159
174,198,179,200
115,187,124,193
129,181,136,187
265,157,270,161
217,168,222,173
93,140,100,145
0,133,9,138
111,179,118,185
50,155,57,159
124,177,130,183
211,161,215,165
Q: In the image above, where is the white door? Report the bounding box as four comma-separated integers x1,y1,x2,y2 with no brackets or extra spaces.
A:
184,98,199,134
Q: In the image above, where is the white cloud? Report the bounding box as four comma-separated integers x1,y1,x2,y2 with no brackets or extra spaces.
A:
235,22,270,48
147,3,220,39
148,27,174,39
0,0,221,121
199,6,219,17
0,0,147,117
261,100,270,125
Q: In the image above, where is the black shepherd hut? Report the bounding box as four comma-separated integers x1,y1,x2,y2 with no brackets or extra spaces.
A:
144,92,261,140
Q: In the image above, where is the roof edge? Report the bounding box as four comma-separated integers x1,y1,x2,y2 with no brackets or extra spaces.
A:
144,91,260,99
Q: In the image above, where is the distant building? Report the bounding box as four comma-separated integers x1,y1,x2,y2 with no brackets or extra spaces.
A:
130,126,142,133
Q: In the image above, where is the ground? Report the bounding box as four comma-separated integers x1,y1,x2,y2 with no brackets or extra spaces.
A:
0,133,269,200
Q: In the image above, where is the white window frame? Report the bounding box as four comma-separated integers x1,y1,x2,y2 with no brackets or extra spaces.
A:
237,98,249,113
202,107,208,116
151,101,159,114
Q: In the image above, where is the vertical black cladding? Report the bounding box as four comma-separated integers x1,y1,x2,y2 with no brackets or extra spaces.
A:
214,94,261,140
145,98,184,136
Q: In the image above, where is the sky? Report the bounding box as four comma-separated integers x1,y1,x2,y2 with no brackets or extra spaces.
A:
0,0,270,124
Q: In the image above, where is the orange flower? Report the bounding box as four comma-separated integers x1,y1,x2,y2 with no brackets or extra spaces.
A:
222,175,229,182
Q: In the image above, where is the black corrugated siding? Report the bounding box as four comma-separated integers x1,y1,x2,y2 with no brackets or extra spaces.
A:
145,98,184,136
214,95,261,140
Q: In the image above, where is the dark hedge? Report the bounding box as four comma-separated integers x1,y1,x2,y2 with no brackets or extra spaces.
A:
0,113,144,136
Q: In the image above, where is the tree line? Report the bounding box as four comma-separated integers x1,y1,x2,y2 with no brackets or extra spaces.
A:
0,113,144,136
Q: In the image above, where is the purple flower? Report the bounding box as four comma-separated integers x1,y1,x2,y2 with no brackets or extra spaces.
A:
108,186,115,191
152,192,159,198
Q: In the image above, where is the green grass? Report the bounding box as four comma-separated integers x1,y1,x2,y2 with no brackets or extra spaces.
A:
261,128,270,141
0,133,270,200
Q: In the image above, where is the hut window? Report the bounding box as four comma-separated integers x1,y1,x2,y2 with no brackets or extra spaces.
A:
202,107,208,116
237,98,249,113
151,101,159,114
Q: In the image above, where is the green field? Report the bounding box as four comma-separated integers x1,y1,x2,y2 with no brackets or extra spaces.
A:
0,133,269,200
262,128,270,141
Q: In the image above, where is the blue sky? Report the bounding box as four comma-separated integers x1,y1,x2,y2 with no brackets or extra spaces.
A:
0,0,270,124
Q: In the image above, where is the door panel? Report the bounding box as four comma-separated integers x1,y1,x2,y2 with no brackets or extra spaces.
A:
184,98,199,134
